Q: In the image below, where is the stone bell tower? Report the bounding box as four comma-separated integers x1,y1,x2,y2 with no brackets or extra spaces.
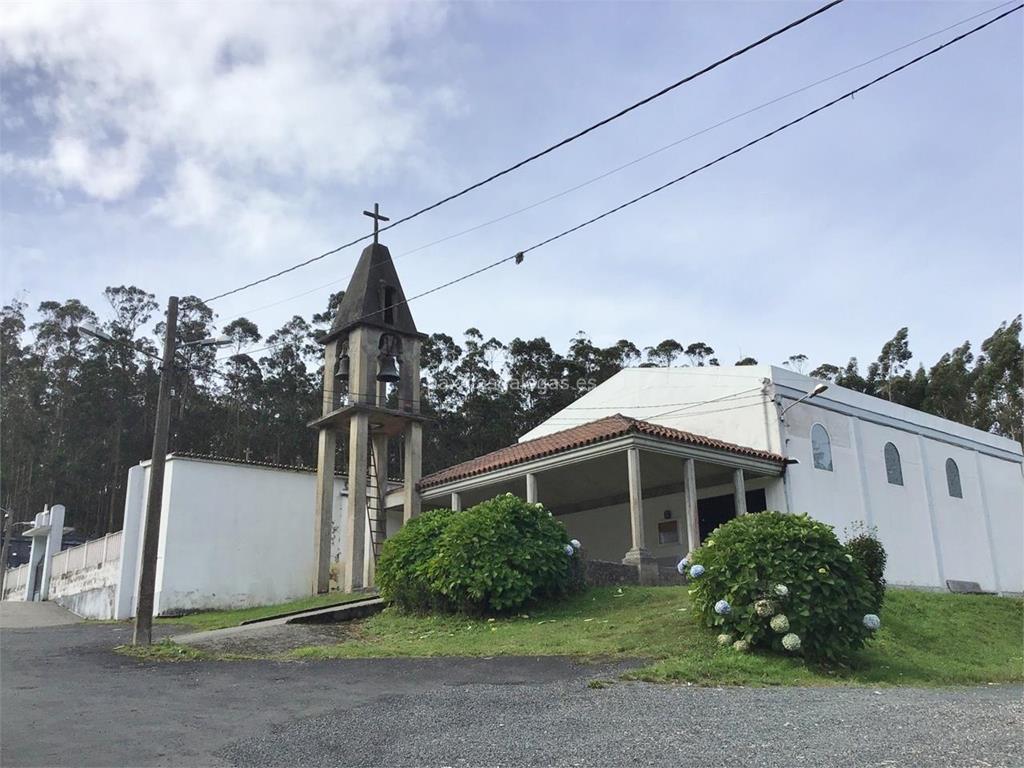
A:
311,204,427,593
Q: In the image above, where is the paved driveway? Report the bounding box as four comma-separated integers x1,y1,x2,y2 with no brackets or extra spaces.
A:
1,606,1021,767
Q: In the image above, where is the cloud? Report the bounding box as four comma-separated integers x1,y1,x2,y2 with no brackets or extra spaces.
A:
0,1,455,219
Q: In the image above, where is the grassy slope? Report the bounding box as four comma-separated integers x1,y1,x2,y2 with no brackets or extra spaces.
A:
155,591,373,632
290,586,1023,687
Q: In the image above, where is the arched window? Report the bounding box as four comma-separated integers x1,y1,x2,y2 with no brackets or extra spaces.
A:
811,423,833,471
884,442,903,486
946,458,963,498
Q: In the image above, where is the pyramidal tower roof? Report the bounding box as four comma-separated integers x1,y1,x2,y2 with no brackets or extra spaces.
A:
320,242,423,344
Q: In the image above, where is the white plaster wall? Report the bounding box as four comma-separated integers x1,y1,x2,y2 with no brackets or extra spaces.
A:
783,408,872,538
148,458,347,614
521,367,775,453
784,398,1023,592
977,456,1024,592
49,559,121,619
2,565,29,601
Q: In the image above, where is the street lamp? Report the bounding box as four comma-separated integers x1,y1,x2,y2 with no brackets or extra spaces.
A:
780,383,828,418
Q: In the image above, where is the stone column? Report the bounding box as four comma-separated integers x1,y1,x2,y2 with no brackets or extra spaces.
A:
526,472,538,504
451,492,462,512
402,422,422,523
684,458,700,554
343,411,368,592
622,447,657,584
733,468,747,516
313,340,338,594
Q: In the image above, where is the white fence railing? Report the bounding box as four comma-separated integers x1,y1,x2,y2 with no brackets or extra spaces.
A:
50,531,123,580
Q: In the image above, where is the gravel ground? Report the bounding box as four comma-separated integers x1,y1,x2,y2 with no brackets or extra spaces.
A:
221,681,1024,768
2,606,1021,768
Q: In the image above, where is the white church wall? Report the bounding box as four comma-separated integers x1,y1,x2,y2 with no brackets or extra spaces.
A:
976,455,1024,592
782,392,1022,592
521,367,776,453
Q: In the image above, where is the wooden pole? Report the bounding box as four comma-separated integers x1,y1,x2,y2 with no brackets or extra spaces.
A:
133,296,178,646
0,510,13,597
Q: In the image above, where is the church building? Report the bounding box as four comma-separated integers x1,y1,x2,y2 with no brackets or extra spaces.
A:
416,365,1023,593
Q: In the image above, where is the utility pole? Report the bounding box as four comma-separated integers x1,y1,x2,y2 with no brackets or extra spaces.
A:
0,509,13,597
133,296,178,645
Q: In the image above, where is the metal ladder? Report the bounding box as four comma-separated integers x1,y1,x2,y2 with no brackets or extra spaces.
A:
365,442,387,560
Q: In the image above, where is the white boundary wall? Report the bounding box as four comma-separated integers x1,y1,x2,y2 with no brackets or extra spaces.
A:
117,456,349,617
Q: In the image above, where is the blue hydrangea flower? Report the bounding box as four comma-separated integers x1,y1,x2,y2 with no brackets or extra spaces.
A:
564,544,575,557
714,599,731,615
688,564,705,579
570,539,581,550
863,613,881,631
676,558,689,575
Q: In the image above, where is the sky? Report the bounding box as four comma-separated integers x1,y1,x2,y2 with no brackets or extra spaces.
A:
1,0,1021,373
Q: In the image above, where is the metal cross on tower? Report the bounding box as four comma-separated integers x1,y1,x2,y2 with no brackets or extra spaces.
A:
363,203,390,245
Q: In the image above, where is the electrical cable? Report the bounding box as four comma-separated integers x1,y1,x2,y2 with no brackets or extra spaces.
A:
216,0,1016,327
201,0,846,304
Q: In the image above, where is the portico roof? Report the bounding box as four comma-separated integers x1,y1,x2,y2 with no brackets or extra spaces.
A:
419,414,785,491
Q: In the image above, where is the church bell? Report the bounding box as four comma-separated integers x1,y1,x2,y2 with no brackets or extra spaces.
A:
334,353,350,383
376,353,400,384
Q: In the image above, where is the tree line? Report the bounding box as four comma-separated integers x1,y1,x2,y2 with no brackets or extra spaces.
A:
1,286,1020,538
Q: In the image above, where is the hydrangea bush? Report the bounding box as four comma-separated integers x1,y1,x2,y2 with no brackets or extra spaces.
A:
686,512,880,662
843,522,887,612
378,494,582,614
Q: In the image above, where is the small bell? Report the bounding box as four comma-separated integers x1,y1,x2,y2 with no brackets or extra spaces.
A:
334,353,350,383
376,353,400,384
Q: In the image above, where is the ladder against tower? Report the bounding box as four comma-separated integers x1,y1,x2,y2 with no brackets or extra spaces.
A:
310,204,428,594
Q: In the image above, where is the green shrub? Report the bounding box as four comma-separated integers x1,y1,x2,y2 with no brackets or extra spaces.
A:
686,512,877,662
427,494,580,614
377,494,581,615
844,522,887,612
377,508,456,612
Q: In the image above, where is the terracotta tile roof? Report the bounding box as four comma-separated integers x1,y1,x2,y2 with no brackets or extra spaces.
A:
419,414,786,490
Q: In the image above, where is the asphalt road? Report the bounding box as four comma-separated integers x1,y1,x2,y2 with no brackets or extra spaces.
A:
2,607,1022,767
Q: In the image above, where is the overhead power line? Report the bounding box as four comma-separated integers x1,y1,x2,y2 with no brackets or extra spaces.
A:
217,0,1015,329
201,0,846,304
218,3,1020,361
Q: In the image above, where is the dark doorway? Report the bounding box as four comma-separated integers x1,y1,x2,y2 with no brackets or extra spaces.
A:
697,488,768,541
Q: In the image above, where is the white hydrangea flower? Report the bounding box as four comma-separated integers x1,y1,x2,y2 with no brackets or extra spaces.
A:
774,584,789,597
754,599,775,618
782,633,802,652
863,613,881,631
676,558,689,575
732,639,750,653
570,539,582,550
770,614,790,633
717,633,733,647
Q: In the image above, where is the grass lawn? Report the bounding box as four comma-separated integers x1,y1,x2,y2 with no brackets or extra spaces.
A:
154,591,374,633
285,586,1023,687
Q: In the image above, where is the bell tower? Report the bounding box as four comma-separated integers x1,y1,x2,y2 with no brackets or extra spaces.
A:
311,204,427,593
